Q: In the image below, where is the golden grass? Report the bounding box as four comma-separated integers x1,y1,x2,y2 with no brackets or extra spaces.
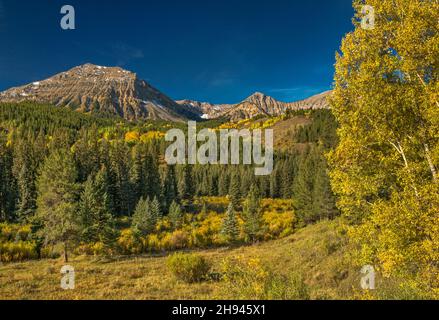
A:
0,219,360,300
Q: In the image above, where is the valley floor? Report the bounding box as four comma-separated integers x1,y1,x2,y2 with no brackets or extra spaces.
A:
0,219,365,300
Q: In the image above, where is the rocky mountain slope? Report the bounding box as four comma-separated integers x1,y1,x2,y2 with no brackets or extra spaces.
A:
178,91,331,122
0,63,331,122
0,64,195,121
176,99,233,119
222,91,331,121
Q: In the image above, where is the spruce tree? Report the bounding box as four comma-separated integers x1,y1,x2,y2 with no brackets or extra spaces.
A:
221,202,240,243
178,164,194,202
110,141,133,215
242,184,262,242
168,201,183,229
229,170,241,210
162,165,178,212
292,148,315,225
0,132,17,222
79,167,115,246
36,149,79,262
130,144,145,204
132,197,156,235
13,139,36,221
150,196,162,220
144,153,161,199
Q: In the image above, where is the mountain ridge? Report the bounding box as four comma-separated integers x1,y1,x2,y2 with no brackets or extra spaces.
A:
0,63,331,122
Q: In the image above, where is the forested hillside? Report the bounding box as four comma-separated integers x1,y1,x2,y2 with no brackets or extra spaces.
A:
0,102,338,264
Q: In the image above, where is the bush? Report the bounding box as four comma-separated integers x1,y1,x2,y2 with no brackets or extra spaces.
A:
160,231,189,251
0,224,32,242
167,253,211,283
145,234,160,252
117,229,143,254
262,211,295,240
221,258,310,300
0,241,38,262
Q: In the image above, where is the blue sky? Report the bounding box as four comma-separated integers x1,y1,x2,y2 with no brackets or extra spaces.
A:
0,0,354,104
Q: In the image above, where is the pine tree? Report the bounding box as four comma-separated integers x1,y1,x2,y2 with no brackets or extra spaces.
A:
144,153,161,199
218,169,229,196
132,197,156,235
79,167,115,246
221,202,240,243
168,201,183,229
0,132,16,222
162,165,178,213
13,139,36,221
229,170,241,210
36,149,79,262
130,144,146,204
178,164,194,201
150,196,162,220
242,184,262,242
292,148,315,225
110,141,133,215
312,153,337,221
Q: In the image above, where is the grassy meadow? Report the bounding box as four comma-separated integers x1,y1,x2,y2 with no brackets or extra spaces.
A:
1,219,359,300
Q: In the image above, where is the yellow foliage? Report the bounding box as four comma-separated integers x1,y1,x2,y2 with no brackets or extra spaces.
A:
124,131,140,142
0,241,38,262
140,131,165,142
117,229,143,254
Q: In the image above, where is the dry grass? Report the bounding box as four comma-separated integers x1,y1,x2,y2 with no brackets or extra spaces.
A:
0,219,360,300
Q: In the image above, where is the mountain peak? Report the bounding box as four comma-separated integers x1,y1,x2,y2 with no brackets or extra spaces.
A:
0,64,189,121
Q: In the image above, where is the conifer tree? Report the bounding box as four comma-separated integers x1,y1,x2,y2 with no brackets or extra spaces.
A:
144,153,161,199
150,196,162,220
130,144,146,204
178,164,194,201
79,167,115,246
221,202,240,243
218,169,230,196
242,184,262,242
131,197,156,235
168,200,183,229
13,139,36,221
110,141,133,215
229,171,241,210
162,165,178,212
36,149,79,262
0,132,16,222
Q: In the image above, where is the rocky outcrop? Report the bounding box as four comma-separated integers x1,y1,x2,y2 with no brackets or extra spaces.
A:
209,91,332,122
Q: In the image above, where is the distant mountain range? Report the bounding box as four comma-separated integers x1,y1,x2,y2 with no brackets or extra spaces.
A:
0,64,331,122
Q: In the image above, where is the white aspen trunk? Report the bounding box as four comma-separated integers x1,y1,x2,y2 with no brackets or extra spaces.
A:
424,143,438,182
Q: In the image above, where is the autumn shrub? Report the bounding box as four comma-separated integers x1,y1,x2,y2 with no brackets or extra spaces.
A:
221,258,309,300
161,230,189,251
0,224,32,242
0,241,38,262
167,252,211,283
262,211,295,240
117,229,143,254
145,234,160,252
